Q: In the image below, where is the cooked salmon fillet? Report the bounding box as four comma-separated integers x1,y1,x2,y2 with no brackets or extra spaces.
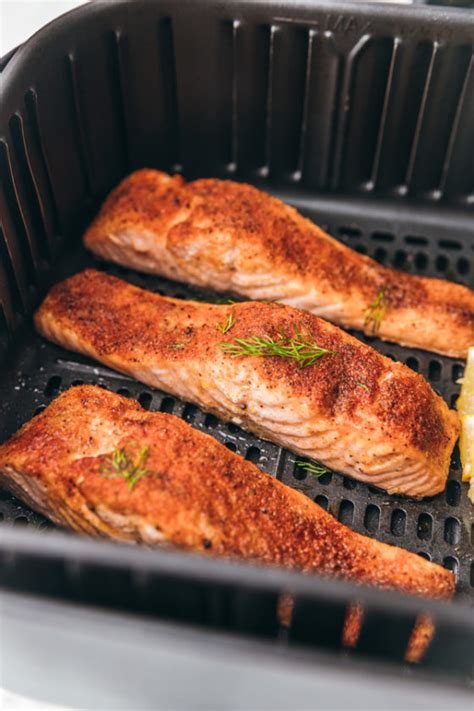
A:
83,169,474,359
34,270,459,498
0,385,454,603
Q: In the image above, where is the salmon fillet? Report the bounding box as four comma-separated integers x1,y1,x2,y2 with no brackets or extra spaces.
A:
34,270,459,498
0,385,454,601
83,169,474,359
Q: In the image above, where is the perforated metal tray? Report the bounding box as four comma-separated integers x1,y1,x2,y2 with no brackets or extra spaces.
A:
0,207,472,600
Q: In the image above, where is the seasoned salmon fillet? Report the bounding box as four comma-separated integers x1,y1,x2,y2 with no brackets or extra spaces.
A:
83,169,474,359
0,385,454,602
34,270,459,498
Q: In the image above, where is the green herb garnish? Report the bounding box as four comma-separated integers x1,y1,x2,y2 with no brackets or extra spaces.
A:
170,342,186,350
216,298,236,305
219,325,335,369
100,443,151,491
216,310,236,335
364,287,390,335
296,461,331,478
356,381,369,391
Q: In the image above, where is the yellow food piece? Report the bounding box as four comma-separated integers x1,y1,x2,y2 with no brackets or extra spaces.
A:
459,415,474,482
457,348,474,493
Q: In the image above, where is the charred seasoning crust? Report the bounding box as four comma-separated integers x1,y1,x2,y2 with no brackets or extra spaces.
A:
34,270,459,459
0,386,455,601
84,170,474,331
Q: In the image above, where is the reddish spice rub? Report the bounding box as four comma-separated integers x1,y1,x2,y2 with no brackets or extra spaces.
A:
0,387,453,663
0,387,454,628
83,169,474,358
34,269,459,499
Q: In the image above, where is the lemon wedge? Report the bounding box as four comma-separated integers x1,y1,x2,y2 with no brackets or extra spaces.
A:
457,347,474,503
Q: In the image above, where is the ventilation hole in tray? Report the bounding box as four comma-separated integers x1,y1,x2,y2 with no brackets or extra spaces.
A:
338,226,360,239
0,489,11,500
293,460,307,480
117,388,131,398
204,413,218,428
368,485,382,495
138,392,152,410
71,379,84,387
436,255,449,272
428,360,442,381
227,423,241,434
439,239,462,251
371,231,394,243
245,446,260,464
160,397,175,413
417,551,432,561
443,556,459,577
354,244,368,255
343,477,357,490
405,235,428,246
390,509,406,536
450,393,459,409
315,495,329,511
44,375,61,397
452,364,463,383
225,442,237,452
317,471,332,486
338,500,354,526
457,257,469,275
13,516,28,526
183,403,198,422
446,480,461,507
414,253,428,271
374,248,387,264
416,513,433,540
451,444,461,469
364,504,380,533
444,517,461,545
406,357,419,372
34,405,46,415
394,251,407,269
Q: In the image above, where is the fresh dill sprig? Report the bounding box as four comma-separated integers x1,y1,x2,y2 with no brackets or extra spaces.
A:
219,325,335,369
296,461,330,478
364,287,390,335
170,342,186,350
100,443,151,491
216,310,236,335
216,298,236,305
356,381,369,391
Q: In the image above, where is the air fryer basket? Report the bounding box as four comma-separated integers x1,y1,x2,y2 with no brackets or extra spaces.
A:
0,0,473,683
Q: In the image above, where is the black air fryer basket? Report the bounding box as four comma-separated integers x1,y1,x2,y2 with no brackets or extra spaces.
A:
0,0,473,687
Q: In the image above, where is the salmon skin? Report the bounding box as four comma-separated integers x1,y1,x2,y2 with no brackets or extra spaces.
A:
83,169,474,359
0,385,454,606
34,270,459,498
